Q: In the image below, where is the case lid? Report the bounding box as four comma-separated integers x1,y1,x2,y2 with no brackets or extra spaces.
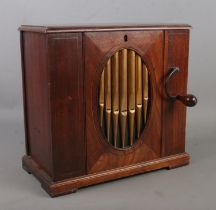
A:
19,24,191,33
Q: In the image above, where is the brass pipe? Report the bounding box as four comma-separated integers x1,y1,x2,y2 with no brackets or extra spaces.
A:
100,49,149,148
105,59,111,142
143,64,148,123
128,50,135,145
135,55,142,138
99,70,105,127
119,49,127,147
111,52,119,147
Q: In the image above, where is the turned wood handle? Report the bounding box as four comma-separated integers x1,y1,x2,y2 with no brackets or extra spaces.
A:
165,67,197,107
176,94,197,107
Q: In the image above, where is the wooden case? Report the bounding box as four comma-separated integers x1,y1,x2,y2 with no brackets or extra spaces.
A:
19,24,197,197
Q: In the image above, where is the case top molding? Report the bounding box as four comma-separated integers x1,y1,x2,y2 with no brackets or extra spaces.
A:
19,24,191,33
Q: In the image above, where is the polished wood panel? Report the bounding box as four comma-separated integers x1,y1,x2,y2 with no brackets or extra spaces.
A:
48,33,85,181
85,30,163,174
162,30,190,156
21,32,53,176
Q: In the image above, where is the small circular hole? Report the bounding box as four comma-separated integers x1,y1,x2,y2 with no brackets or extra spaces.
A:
124,35,128,42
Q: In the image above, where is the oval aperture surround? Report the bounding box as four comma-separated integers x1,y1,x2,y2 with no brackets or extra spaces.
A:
99,48,150,149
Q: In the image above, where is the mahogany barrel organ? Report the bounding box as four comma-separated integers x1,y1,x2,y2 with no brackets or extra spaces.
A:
19,24,197,197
